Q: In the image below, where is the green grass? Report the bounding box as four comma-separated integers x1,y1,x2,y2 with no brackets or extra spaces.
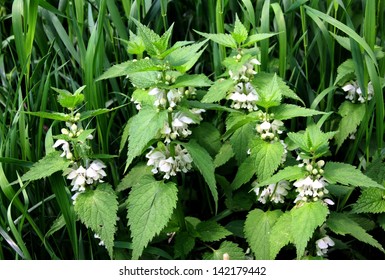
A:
0,0,384,260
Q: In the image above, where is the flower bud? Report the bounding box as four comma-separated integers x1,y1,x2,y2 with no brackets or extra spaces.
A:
236,54,242,60
61,128,69,135
312,169,318,175
317,160,325,167
66,152,73,160
70,123,77,132
306,164,313,172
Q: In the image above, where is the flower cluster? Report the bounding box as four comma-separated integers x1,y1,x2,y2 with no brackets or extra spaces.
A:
342,80,373,103
293,158,333,205
228,82,259,111
146,144,193,179
315,235,335,257
52,112,107,204
229,56,260,82
253,180,290,204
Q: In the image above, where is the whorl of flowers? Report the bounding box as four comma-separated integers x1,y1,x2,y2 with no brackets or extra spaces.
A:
253,180,290,204
342,80,373,103
293,157,333,206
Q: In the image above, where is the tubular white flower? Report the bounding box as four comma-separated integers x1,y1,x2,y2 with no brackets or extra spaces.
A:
53,139,71,158
342,80,373,103
316,235,335,257
254,180,290,204
86,160,107,183
149,87,167,107
229,82,259,111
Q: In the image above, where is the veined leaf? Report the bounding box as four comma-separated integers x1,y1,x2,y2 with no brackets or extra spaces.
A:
255,73,282,109
229,122,255,164
127,176,178,259
250,138,284,182
327,212,385,253
174,232,195,259
195,30,237,48
290,202,329,257
335,102,366,151
74,184,118,258
97,59,162,80
257,165,307,187
214,142,235,168
131,18,162,55
269,211,293,259
270,104,325,120
116,164,152,192
128,71,159,88
366,158,385,185
231,156,255,190
21,151,71,181
352,189,385,214
171,74,212,88
335,59,355,86
244,209,283,259
196,221,231,242
232,15,248,44
191,122,221,156
126,107,168,169
201,78,234,103
242,33,277,47
165,40,207,69
181,140,218,210
126,30,145,55
324,162,384,189
203,241,245,260
53,86,85,109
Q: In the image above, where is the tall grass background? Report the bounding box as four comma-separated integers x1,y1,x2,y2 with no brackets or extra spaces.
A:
0,0,384,259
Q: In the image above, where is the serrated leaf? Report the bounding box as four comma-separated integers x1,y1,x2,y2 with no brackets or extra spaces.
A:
244,209,282,259
257,165,307,187
229,122,255,164
352,189,385,214
327,212,385,253
74,184,118,257
126,108,168,169
225,190,254,212
117,164,152,192
127,176,178,259
270,104,325,120
174,232,195,259
196,221,231,242
126,30,145,55
335,59,355,86
231,156,255,190
195,30,237,48
165,40,207,70
366,158,385,185
250,138,284,182
53,86,85,109
98,59,162,80
253,72,303,104
290,202,329,257
131,18,162,55
324,162,384,189
269,211,293,259
181,140,218,210
191,122,221,156
335,102,366,150
203,241,245,260
242,33,277,47
256,73,282,109
232,15,248,44
128,71,159,88
21,151,71,181
171,74,212,88
201,78,234,103
214,142,235,168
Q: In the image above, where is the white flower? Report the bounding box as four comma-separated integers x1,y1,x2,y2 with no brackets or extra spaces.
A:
254,180,290,204
293,176,328,203
66,165,87,193
342,80,373,103
316,235,335,256
149,87,167,107
229,58,260,81
94,233,105,247
166,89,183,108
53,139,72,159
229,82,259,111
161,111,201,143
86,160,107,184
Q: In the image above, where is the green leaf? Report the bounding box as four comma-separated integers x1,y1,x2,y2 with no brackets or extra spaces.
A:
327,212,385,253
378,214,385,232
244,209,283,259
201,78,234,103
335,102,366,150
116,164,152,192
174,232,195,259
253,72,303,104
191,122,221,156
231,156,255,190
269,211,293,259
126,107,168,169
172,74,212,88
214,142,235,168
250,138,284,182
181,140,218,210
53,86,85,109
126,30,145,55
290,202,329,257
255,73,282,109
23,111,71,121
127,176,178,259
257,165,307,187
203,241,245,260
195,30,237,48
21,151,71,181
352,189,385,214
324,162,384,189
242,33,277,47
229,122,255,164
74,184,118,257
232,15,248,44
128,71,159,88
165,40,207,70
98,59,162,80
79,108,114,121
270,104,325,120
196,221,231,242
366,158,385,185
131,18,162,55
335,59,355,85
